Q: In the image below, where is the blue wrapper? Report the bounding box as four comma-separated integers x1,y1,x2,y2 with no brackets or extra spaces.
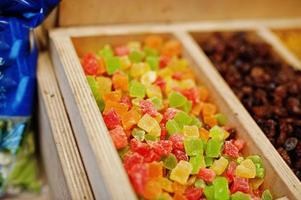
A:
0,0,59,195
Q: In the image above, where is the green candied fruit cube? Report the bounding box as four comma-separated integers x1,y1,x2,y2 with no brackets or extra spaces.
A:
118,146,130,160
206,138,223,158
190,116,202,128
214,113,228,126
174,111,192,129
166,119,181,136
181,100,192,113
129,50,145,63
194,179,206,188
98,44,114,58
190,154,206,174
96,98,105,112
150,97,163,110
145,133,159,142
213,177,230,200
205,156,214,167
163,154,177,170
247,155,265,178
231,192,251,200
132,128,145,141
87,76,104,111
146,56,159,70
105,56,121,75
144,47,159,57
184,137,203,156
204,185,215,200
209,126,225,141
168,92,187,108
261,190,272,200
129,80,146,99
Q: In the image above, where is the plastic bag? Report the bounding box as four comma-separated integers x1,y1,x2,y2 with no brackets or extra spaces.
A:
0,0,59,195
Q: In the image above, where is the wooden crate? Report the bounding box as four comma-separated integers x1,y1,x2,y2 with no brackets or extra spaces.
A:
49,19,301,199
33,53,93,200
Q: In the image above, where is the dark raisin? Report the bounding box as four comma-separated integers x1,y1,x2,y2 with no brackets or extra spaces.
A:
284,137,298,151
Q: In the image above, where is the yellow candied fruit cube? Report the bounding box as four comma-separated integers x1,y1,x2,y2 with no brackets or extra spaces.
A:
180,79,196,89
158,177,174,193
158,192,173,200
130,63,150,78
170,160,192,185
138,114,161,137
235,159,256,178
141,71,157,86
183,125,199,138
250,178,264,190
119,56,131,70
146,85,162,99
96,76,112,96
157,67,173,77
211,156,229,175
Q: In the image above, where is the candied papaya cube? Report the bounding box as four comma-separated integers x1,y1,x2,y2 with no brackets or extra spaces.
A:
205,138,223,158
197,168,216,183
103,90,122,102
209,126,225,141
191,102,204,116
202,103,217,117
148,161,163,178
235,159,256,179
143,179,162,199
168,92,187,108
138,114,161,137
199,86,209,102
109,125,128,149
81,53,106,75
96,76,112,97
170,160,192,185
145,35,163,50
199,128,210,141
190,154,206,174
129,80,146,99
121,108,141,130
103,100,129,116
146,85,162,99
172,182,186,195
103,108,121,130
213,177,230,200
210,156,229,175
184,137,203,156
161,40,181,57
183,125,199,138
203,115,218,128
174,111,192,129
166,119,181,135
130,62,150,78
112,72,129,91
105,56,121,75
158,177,174,193
132,128,145,141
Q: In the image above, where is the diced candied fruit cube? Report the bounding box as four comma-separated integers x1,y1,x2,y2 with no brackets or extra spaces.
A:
129,163,149,195
235,159,256,179
103,108,121,129
166,119,181,136
231,177,250,194
210,156,229,175
148,161,163,178
197,168,216,183
81,53,106,75
213,177,230,200
103,100,129,116
112,72,129,91
223,140,240,158
161,40,181,57
205,138,223,158
183,125,199,138
169,92,187,108
114,45,129,56
123,152,144,172
173,149,188,162
145,35,163,50
158,177,174,193
109,125,128,149
184,137,203,156
163,154,177,170
138,114,161,137
199,128,210,141
139,99,158,117
170,160,192,185
121,108,141,130
190,154,206,174
103,90,122,102
184,187,203,200
225,161,237,183
129,80,146,99
105,56,121,75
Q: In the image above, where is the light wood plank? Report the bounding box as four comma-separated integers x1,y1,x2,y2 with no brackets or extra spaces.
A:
58,0,301,26
37,53,94,200
49,35,136,199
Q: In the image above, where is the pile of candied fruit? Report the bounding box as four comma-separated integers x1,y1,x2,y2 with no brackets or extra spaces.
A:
81,35,272,200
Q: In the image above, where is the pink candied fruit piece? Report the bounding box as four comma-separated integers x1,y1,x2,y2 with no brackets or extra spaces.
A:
184,187,203,200
120,95,132,110
162,108,178,124
103,108,121,130
124,152,144,172
197,168,216,183
109,125,128,149
159,55,171,68
234,139,245,151
169,134,184,151
154,76,166,91
225,161,237,183
181,88,200,105
139,99,158,117
114,45,130,56
128,163,149,195
172,149,188,161
223,140,240,158
230,177,250,193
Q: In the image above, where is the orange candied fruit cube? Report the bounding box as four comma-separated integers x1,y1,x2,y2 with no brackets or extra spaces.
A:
173,193,187,200
199,86,209,102
121,108,141,130
148,161,163,179
112,72,129,91
199,127,210,141
143,179,162,199
103,90,122,102
103,100,129,116
203,115,218,128
144,35,163,50
202,103,217,117
191,102,204,116
161,40,181,57
172,182,186,195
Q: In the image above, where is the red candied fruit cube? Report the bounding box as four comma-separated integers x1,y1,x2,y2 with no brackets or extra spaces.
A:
223,140,240,158
197,168,216,183
109,125,128,149
172,72,183,80
169,134,184,151
154,76,166,91
128,163,149,195
124,152,144,172
225,161,237,183
120,95,132,110
160,123,167,140
144,150,161,163
139,99,158,117
234,139,245,151
181,88,200,105
159,55,171,68
184,187,203,200
130,139,151,156
103,109,121,129
81,53,105,75
172,149,188,161
162,108,178,124
153,140,173,157
114,45,130,56
230,177,250,193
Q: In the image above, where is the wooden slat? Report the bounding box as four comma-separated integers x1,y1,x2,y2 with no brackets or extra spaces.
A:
58,0,301,26
175,31,301,200
49,34,136,199
37,53,94,200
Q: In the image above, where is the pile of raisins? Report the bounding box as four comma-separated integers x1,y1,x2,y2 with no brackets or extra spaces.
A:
200,32,301,180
